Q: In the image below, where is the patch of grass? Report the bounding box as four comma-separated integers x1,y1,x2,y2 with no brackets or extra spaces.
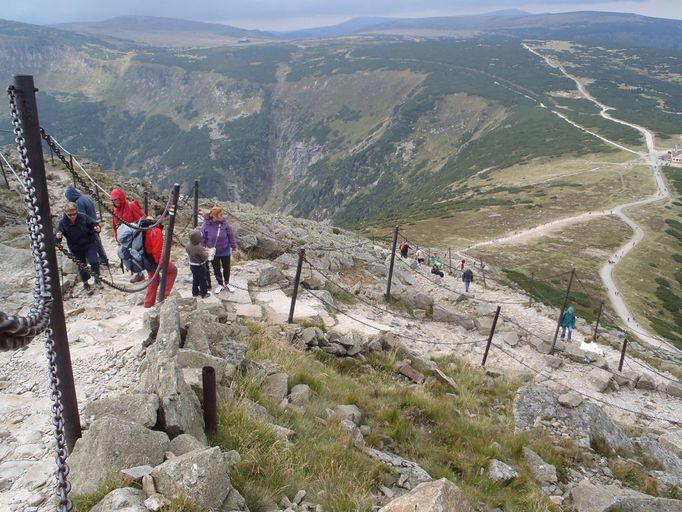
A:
324,280,357,305
214,324,565,511
71,479,139,512
609,460,659,496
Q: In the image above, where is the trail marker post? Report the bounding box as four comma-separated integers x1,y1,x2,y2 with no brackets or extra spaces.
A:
593,301,604,340
618,335,628,372
288,248,305,323
482,306,501,366
192,178,199,228
386,225,399,301
551,268,575,354
158,183,180,303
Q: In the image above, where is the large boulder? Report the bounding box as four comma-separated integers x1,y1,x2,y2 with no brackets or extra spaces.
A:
168,433,206,457
523,447,557,485
264,373,289,402
138,344,206,443
488,459,518,485
378,478,473,512
432,305,475,330
633,437,682,474
176,349,235,386
659,430,682,458
257,264,287,287
183,310,248,364
156,298,182,353
398,288,434,310
514,386,633,453
90,488,148,512
151,447,242,511
82,394,159,429
69,417,169,495
570,480,682,512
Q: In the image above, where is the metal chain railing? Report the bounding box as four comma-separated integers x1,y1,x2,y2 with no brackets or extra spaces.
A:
0,86,53,349
45,327,73,511
40,128,172,233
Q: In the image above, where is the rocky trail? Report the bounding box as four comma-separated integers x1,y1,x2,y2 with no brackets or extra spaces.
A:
0,156,681,511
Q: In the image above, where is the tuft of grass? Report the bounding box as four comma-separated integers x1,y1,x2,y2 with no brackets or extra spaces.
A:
324,281,357,305
71,479,140,512
609,460,659,496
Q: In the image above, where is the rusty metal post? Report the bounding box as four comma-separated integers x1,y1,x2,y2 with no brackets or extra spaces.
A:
192,178,199,228
95,186,103,223
529,272,535,307
480,259,487,289
143,191,149,216
202,366,217,434
481,306,501,366
618,336,628,372
448,247,452,274
385,225,399,301
551,268,575,354
13,75,81,450
288,248,305,323
158,183,180,303
593,301,604,340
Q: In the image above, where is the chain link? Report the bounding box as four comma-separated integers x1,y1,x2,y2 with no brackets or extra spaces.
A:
45,328,73,512
0,86,53,349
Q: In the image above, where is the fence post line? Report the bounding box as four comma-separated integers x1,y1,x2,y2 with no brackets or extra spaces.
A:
158,183,180,303
202,366,217,434
480,259,487,289
13,74,82,450
529,272,535,307
0,157,9,189
550,267,575,354
288,248,305,323
481,306,501,366
386,225,399,302
593,301,604,340
192,178,199,228
618,335,628,372
143,191,149,216
448,247,452,274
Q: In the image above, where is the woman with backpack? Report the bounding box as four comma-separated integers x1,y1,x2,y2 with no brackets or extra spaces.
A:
201,206,238,294
110,188,146,283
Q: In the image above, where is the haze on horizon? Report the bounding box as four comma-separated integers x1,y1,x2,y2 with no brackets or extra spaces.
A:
3,0,682,30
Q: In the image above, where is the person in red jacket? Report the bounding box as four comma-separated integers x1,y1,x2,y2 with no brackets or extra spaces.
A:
142,217,177,308
110,188,145,242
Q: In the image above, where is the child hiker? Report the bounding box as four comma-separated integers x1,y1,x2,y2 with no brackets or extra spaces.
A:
186,229,209,299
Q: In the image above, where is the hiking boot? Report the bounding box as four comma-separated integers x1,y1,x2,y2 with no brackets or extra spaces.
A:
94,277,103,289
226,283,236,293
130,273,145,283
83,282,93,295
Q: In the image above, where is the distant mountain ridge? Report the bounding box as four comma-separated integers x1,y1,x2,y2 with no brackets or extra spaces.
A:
45,10,682,50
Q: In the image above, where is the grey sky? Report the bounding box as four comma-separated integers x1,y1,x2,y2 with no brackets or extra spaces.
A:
4,0,682,29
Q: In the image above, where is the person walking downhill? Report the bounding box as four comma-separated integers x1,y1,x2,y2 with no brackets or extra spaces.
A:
64,186,109,266
462,267,474,293
399,240,411,259
560,305,577,342
201,206,238,294
110,188,146,283
186,229,209,299
415,248,426,265
55,202,102,295
142,215,177,308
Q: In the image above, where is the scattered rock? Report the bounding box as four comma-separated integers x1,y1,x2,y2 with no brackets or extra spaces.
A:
488,459,518,485
168,433,207,456
522,447,557,484
558,391,583,408
335,404,362,426
289,384,312,406
82,393,159,429
90,487,148,512
379,478,473,511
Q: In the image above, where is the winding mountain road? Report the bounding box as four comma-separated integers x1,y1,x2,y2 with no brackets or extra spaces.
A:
472,44,674,351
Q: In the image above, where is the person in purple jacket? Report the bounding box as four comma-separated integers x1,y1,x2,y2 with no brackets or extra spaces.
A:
201,205,238,294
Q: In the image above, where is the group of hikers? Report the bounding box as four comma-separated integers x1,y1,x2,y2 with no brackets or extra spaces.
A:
399,241,474,292
54,186,238,307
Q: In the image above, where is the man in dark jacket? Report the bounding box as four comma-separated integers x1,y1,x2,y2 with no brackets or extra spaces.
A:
55,202,101,294
462,268,474,293
64,186,109,265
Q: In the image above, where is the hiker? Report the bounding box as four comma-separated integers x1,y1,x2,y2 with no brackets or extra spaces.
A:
110,188,145,282
55,202,102,294
186,229,209,299
399,241,410,258
201,206,238,294
142,217,177,308
462,267,474,292
560,305,577,342
459,259,466,271
431,260,444,278
415,248,425,265
64,186,109,266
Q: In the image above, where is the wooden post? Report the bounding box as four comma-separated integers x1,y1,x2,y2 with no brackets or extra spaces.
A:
593,301,604,340
618,336,628,372
202,366,217,434
288,248,305,323
158,184,180,303
13,75,82,450
385,225,399,301
551,268,575,354
481,306,501,366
